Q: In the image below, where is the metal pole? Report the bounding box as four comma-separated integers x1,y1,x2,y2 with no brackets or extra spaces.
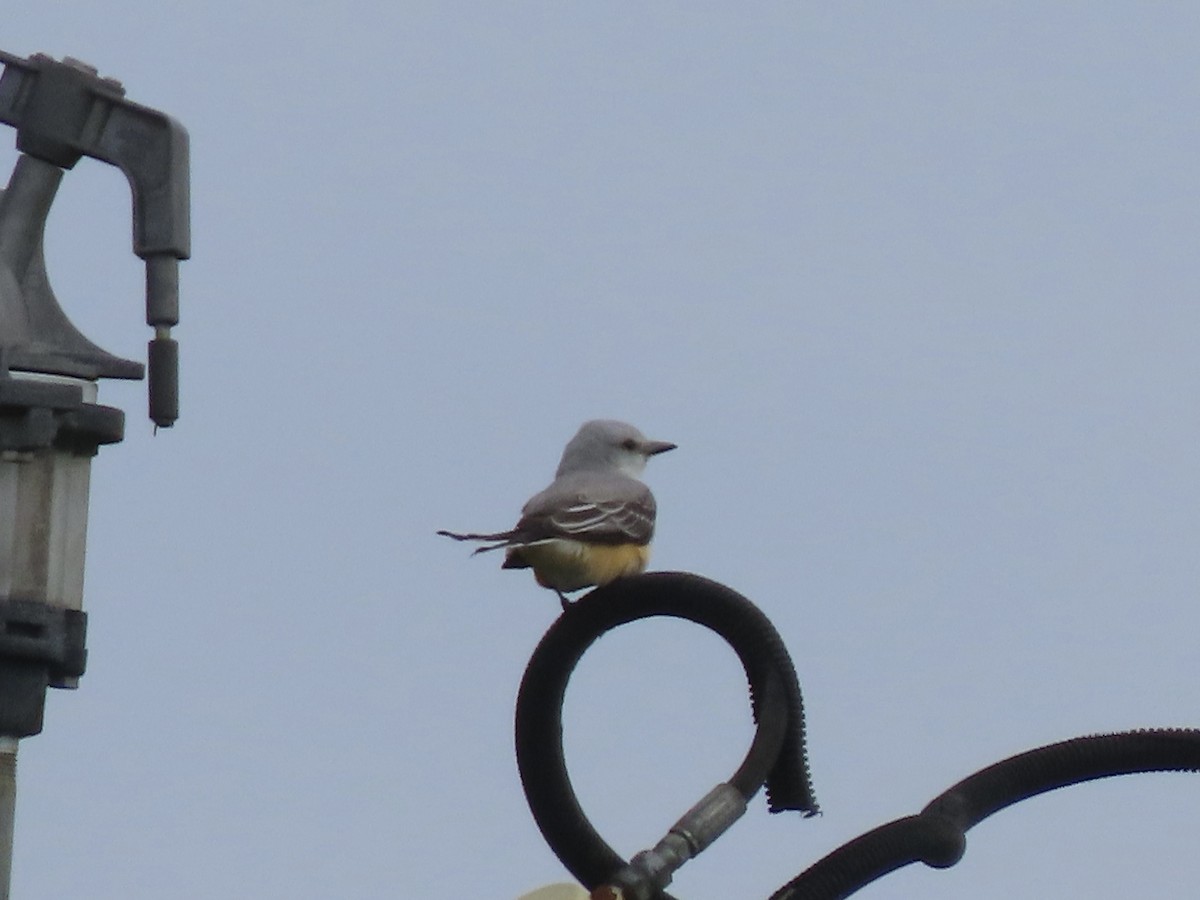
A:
0,736,18,900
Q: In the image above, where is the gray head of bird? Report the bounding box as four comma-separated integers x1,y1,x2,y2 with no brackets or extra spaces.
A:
555,419,676,479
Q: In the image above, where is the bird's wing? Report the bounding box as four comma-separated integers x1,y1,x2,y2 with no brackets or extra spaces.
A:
515,472,657,545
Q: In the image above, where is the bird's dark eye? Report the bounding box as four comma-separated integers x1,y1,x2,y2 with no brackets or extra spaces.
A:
621,438,638,451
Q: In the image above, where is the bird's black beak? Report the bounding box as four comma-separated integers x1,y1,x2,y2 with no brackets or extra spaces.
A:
641,440,677,456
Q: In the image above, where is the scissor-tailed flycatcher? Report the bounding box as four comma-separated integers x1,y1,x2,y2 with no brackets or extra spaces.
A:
438,419,675,607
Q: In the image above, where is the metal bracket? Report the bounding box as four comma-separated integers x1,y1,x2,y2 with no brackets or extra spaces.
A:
0,599,87,736
0,50,190,426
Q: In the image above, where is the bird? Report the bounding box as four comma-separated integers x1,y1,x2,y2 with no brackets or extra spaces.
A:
438,419,676,608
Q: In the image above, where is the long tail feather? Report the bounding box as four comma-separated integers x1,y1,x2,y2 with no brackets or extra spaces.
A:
437,529,520,557
471,543,509,555
437,528,515,542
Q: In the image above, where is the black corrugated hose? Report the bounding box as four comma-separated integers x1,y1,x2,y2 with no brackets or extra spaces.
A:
771,728,1200,899
515,571,819,898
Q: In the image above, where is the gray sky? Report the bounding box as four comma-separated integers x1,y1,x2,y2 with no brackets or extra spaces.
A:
3,4,1199,898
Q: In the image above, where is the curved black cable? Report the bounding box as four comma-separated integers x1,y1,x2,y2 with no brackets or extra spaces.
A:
771,728,1200,899
515,571,818,896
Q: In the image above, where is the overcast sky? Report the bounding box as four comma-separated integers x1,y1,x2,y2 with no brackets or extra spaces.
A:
2,4,1199,898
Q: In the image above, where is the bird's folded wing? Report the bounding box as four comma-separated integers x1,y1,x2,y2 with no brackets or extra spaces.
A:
517,475,657,545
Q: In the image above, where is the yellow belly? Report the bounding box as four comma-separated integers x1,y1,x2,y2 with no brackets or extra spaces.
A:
509,540,651,592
